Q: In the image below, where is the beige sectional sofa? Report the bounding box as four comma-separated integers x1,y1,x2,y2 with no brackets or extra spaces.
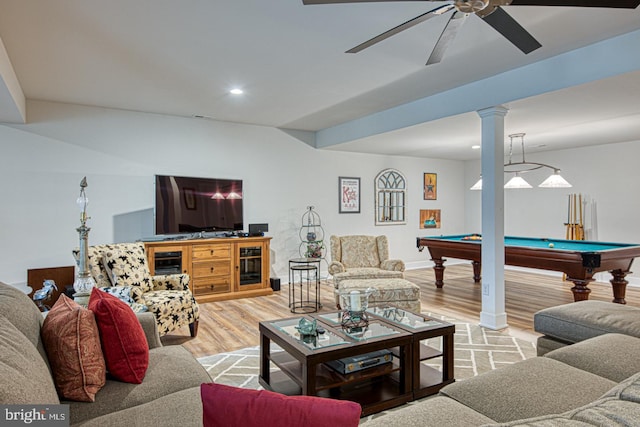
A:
364,301,640,426
0,281,211,426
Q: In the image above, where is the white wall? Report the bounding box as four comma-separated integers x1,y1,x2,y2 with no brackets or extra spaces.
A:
464,139,640,285
0,100,466,287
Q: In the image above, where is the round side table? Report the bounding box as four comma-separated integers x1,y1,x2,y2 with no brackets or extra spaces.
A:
288,258,321,313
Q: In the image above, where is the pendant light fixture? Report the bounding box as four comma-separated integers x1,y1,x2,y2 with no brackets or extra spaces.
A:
470,133,572,190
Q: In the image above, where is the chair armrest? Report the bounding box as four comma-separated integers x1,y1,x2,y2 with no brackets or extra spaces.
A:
328,261,346,276
151,274,190,291
381,259,405,272
136,312,163,349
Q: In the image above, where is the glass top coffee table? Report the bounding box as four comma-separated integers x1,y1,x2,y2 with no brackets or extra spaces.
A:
258,307,455,416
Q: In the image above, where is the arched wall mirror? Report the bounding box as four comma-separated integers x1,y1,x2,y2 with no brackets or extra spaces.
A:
375,168,407,225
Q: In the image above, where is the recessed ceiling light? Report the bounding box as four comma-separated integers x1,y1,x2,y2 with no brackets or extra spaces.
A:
229,88,244,95
471,145,481,150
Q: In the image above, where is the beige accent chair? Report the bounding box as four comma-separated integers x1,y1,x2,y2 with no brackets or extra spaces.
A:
73,242,199,337
329,235,405,307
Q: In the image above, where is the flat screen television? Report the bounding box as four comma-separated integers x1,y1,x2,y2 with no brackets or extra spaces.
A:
155,175,243,235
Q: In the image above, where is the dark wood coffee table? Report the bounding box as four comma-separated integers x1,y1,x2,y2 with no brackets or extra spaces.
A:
258,308,455,416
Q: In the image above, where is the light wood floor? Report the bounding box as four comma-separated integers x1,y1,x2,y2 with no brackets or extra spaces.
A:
162,264,640,358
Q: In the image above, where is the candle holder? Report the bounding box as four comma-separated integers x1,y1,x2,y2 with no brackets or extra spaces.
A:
338,288,375,333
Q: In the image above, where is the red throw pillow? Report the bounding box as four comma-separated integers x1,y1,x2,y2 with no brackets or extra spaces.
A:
200,383,361,427
41,294,106,401
89,287,149,383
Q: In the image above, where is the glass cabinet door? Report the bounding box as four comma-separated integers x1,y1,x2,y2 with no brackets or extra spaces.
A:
236,242,265,290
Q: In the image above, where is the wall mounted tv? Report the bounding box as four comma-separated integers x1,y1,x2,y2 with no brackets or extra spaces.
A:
155,175,243,235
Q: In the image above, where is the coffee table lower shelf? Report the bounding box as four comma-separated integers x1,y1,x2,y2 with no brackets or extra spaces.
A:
260,370,413,417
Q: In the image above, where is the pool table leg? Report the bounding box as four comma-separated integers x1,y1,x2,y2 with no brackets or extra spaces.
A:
472,261,481,283
609,269,628,305
432,258,446,288
566,277,593,302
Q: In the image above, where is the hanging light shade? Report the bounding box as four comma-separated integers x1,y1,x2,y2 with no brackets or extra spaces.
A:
504,172,532,189
472,133,573,191
539,169,572,188
470,177,482,191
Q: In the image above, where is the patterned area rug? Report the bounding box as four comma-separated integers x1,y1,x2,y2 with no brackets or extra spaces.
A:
197,312,537,421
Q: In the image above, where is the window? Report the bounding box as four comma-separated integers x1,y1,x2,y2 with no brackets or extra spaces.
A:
375,169,407,225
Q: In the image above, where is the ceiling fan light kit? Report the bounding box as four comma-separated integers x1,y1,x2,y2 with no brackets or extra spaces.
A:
303,0,640,65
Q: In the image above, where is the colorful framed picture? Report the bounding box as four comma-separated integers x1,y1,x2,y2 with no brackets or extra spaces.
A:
183,187,197,210
339,177,360,214
420,209,441,229
424,173,437,200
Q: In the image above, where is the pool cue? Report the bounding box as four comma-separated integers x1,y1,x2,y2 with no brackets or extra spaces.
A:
574,194,578,239
565,194,571,240
578,193,584,240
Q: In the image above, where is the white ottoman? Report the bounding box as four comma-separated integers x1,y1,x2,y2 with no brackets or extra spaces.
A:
337,278,421,313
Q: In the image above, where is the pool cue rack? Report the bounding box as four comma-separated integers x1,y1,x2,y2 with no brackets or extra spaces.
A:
565,193,584,241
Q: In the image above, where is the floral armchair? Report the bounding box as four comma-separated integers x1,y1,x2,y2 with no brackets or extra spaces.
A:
329,235,405,305
73,242,199,337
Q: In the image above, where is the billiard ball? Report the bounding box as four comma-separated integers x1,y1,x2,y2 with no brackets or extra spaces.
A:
548,243,555,248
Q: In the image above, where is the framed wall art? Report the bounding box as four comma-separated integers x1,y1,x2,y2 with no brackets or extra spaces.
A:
339,177,360,214
420,209,441,229
423,173,437,200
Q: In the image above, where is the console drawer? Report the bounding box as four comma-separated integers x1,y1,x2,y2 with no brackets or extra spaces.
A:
192,244,231,261
192,260,231,278
193,277,231,295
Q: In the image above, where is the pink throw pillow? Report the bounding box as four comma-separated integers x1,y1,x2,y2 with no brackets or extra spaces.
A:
200,383,361,427
88,287,149,383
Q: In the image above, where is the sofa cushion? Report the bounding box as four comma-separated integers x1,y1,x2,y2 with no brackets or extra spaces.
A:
536,335,570,356
72,386,204,427
201,383,361,427
440,357,616,423
88,287,149,384
534,300,640,344
485,372,640,426
41,295,106,402
0,314,60,404
0,282,50,364
545,333,640,383
362,396,495,427
66,345,211,425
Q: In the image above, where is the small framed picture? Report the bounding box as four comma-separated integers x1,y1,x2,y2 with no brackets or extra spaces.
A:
183,188,197,210
420,209,441,229
339,177,360,214
424,173,437,200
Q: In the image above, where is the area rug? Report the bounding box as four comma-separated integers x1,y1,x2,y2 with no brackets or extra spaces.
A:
197,312,537,421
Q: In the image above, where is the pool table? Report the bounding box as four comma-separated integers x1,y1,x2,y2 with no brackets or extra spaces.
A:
416,234,640,304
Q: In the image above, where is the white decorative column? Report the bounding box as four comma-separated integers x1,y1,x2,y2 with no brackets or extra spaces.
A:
477,106,508,330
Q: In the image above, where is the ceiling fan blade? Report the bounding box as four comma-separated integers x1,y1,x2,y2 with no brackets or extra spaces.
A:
507,0,640,8
426,11,467,65
482,7,541,54
347,4,456,53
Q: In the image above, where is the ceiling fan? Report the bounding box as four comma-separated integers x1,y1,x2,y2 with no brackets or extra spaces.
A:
302,0,640,65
